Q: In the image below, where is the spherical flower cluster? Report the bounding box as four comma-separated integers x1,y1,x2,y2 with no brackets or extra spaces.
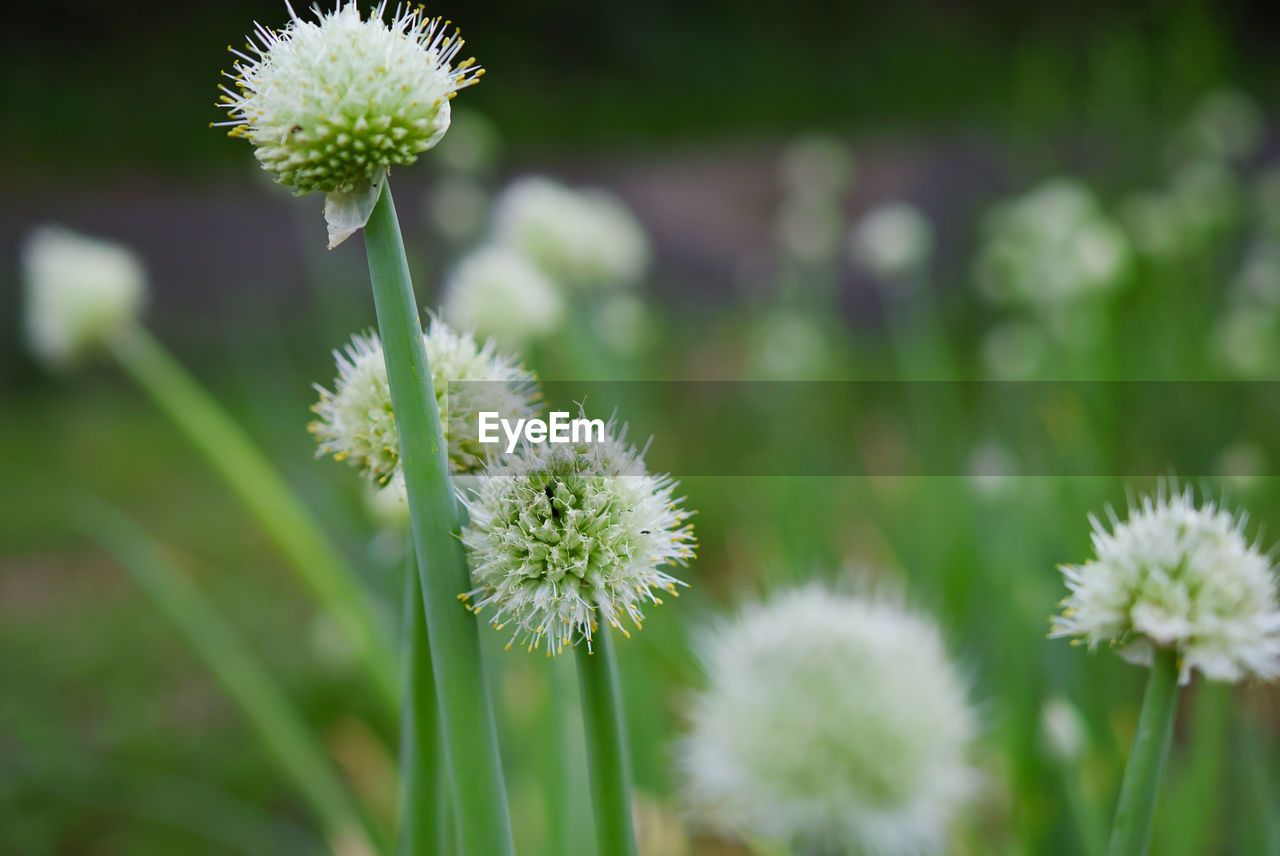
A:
22,227,147,369
975,178,1131,309
492,177,650,289
460,419,695,655
1051,487,1280,683
440,245,566,347
311,318,538,482
682,586,976,855
850,202,936,281
218,2,482,195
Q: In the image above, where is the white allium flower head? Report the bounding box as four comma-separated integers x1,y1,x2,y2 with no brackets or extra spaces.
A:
682,585,976,856
976,178,1131,309
850,202,935,281
1051,486,1280,683
218,2,482,195
311,317,538,481
22,227,147,369
460,417,695,655
492,176,651,290
440,245,566,347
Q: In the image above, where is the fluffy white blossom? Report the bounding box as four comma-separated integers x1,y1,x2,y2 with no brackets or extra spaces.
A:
850,202,935,281
976,178,1131,309
682,586,976,855
492,177,650,289
460,418,695,655
218,2,481,195
1051,487,1280,683
440,245,566,346
311,318,538,481
22,227,147,369
779,134,856,201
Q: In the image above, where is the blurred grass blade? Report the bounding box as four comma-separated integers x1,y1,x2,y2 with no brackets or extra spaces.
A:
362,180,515,856
576,630,639,856
1107,648,1181,856
396,547,449,856
79,499,388,856
106,326,399,715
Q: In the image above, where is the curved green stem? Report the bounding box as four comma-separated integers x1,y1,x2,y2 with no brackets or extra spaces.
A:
1107,648,1181,856
362,180,514,856
576,629,638,856
81,500,387,855
107,327,399,715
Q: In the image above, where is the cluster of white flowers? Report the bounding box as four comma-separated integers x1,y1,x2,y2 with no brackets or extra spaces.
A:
22,227,147,369
440,245,566,347
850,202,935,282
439,175,653,347
218,2,482,195
682,585,976,855
491,176,651,290
311,318,539,481
1052,487,1280,683
976,178,1131,309
460,418,694,655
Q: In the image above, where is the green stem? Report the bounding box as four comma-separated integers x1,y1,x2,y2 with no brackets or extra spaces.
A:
80,500,387,856
106,326,399,715
396,549,446,856
576,629,638,856
1107,648,1182,856
362,180,514,856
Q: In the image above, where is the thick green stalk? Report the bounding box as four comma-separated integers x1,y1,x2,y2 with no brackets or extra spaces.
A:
576,629,639,856
106,327,399,714
396,550,447,856
362,180,514,856
81,500,387,855
1107,648,1182,856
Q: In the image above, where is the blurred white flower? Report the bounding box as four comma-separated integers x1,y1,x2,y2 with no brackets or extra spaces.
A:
1052,487,1280,683
779,134,856,201
22,227,147,369
850,202,935,281
492,176,650,289
976,179,1131,309
431,107,502,175
748,310,829,380
311,318,539,481
594,292,656,357
425,174,491,245
440,245,565,347
776,196,843,263
1119,191,1185,261
981,320,1046,380
966,441,1018,496
218,2,480,195
1177,89,1263,163
682,585,976,855
1039,697,1088,764
460,417,695,655
1210,307,1276,378
1170,158,1242,239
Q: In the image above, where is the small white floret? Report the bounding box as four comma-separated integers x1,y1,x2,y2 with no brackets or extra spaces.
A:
22,227,147,369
